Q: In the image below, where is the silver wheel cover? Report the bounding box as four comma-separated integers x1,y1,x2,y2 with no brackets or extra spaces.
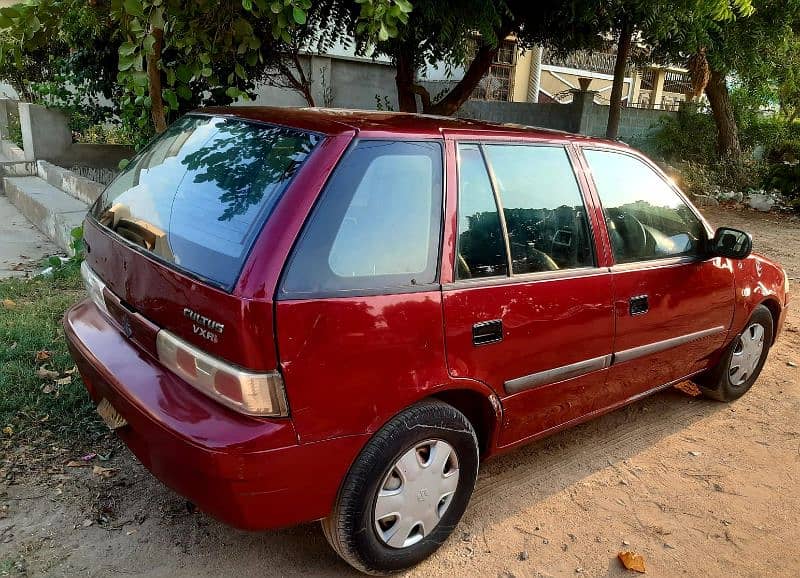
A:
373,439,460,549
729,322,766,386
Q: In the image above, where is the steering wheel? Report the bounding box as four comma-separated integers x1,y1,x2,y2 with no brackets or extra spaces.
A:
611,211,648,260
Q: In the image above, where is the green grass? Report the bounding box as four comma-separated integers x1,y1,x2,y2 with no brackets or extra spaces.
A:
0,264,105,446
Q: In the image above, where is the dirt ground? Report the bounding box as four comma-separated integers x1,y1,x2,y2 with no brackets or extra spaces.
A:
2,205,799,578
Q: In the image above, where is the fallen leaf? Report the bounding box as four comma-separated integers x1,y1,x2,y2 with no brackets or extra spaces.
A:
65,366,78,375
66,460,90,468
2,299,16,309
788,361,797,368
55,376,72,386
618,551,646,573
35,350,52,362
2,426,12,436
42,383,55,394
688,450,702,457
81,519,94,527
92,465,118,479
674,381,701,396
80,453,97,462
9,342,17,350
35,366,59,380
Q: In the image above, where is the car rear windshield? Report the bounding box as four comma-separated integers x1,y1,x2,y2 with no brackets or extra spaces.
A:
92,114,320,290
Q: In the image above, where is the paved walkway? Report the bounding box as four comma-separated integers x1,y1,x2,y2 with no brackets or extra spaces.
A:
0,179,58,279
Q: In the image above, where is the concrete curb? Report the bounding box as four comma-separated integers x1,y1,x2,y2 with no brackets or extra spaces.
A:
36,160,105,205
3,176,87,255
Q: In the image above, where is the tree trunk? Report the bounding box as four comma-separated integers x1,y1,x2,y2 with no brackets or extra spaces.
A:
395,45,418,112
606,17,633,140
425,22,514,116
704,67,741,159
147,26,167,134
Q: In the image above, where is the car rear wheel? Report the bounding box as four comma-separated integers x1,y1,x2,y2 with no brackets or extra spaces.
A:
696,304,773,402
321,400,479,575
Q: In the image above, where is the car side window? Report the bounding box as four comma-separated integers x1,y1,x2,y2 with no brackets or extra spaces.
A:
281,140,443,296
583,149,705,264
482,144,594,274
456,144,508,279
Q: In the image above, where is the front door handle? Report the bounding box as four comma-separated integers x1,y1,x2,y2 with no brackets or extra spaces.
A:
472,319,503,346
629,294,649,316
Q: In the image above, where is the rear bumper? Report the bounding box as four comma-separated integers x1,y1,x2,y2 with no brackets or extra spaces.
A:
64,299,367,530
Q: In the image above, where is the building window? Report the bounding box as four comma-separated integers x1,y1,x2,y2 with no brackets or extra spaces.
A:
640,68,656,91
473,40,517,102
663,70,691,95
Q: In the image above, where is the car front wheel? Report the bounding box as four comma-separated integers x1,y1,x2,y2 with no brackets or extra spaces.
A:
321,400,479,575
696,304,774,402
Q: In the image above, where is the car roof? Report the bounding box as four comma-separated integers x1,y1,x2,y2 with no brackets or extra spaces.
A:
197,106,619,144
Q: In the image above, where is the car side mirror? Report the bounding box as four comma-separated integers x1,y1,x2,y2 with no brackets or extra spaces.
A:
710,227,752,260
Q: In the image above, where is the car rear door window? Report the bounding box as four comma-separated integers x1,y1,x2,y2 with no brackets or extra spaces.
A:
281,140,443,297
583,149,705,264
93,114,319,290
482,145,594,274
456,144,508,279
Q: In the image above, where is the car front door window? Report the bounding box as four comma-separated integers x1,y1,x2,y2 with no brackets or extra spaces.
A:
583,149,705,264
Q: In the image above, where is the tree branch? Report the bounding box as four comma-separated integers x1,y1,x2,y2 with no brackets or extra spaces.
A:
424,20,515,116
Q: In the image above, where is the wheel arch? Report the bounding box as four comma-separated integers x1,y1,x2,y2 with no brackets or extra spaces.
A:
429,386,502,458
759,297,783,345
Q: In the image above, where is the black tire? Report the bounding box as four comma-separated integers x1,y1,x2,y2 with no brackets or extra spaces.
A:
696,304,773,402
321,400,479,575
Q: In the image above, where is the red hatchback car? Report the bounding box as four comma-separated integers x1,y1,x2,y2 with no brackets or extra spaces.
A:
65,108,789,574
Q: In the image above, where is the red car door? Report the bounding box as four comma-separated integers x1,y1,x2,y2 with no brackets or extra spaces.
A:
441,138,615,449
580,147,735,396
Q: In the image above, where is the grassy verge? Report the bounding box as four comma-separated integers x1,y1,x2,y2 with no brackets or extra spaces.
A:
0,264,105,447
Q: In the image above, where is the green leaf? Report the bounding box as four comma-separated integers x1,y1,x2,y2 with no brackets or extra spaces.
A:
176,64,193,83
235,63,246,80
118,54,136,71
226,86,240,98
119,41,137,57
177,85,192,100
70,226,83,240
143,33,156,55
118,158,131,171
123,0,144,17
163,89,178,110
150,6,165,30
292,6,306,24
242,0,253,10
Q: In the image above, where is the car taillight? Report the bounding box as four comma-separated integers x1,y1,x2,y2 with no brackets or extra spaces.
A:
81,261,109,316
156,329,288,417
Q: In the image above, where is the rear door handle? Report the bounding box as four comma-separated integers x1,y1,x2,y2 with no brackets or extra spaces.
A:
472,319,503,346
629,294,649,316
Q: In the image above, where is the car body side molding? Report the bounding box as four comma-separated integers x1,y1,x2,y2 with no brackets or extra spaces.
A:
503,325,726,394
613,325,726,364
504,354,612,394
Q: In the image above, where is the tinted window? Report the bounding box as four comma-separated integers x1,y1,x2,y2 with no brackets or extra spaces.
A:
281,140,443,296
583,149,705,264
93,115,318,289
483,145,594,274
456,144,508,279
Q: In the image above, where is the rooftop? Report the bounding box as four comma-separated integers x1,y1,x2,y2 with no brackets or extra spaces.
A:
198,106,605,143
